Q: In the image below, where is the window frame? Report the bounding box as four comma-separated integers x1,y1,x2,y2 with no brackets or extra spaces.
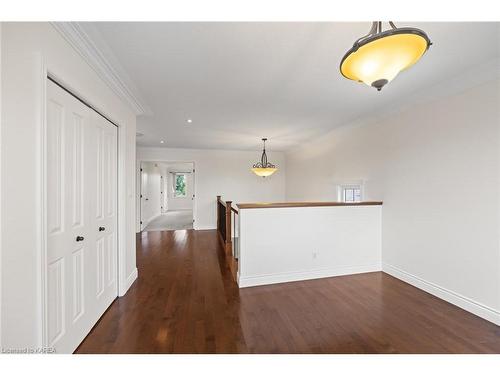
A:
337,183,363,203
172,173,188,198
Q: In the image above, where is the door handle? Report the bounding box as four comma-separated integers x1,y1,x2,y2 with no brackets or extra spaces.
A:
76,236,85,242
145,198,149,201
99,226,106,232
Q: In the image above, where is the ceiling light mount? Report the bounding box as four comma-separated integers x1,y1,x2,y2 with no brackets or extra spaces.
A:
251,138,278,177
340,21,432,91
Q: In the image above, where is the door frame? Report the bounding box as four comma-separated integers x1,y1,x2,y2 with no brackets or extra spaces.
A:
136,160,196,232
138,161,151,231
39,64,128,349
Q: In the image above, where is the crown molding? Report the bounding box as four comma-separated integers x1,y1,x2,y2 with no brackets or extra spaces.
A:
51,22,151,116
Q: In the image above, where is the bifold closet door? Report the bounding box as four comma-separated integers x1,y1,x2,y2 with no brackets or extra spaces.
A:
46,80,118,353
92,110,118,317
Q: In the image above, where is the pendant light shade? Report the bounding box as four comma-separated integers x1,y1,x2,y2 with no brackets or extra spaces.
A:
340,22,431,91
251,138,277,177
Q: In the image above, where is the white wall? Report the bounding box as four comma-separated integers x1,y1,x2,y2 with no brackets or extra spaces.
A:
285,79,500,324
137,147,286,230
1,23,137,349
238,205,382,287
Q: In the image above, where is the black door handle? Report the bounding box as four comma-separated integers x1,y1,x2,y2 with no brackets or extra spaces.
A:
76,236,84,242
99,227,105,232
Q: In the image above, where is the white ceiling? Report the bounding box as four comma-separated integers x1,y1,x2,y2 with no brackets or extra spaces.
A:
143,161,194,171
83,22,500,151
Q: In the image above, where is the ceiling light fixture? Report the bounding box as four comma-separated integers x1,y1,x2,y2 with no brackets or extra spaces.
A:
340,22,431,91
160,140,165,144
251,138,277,177
187,119,193,123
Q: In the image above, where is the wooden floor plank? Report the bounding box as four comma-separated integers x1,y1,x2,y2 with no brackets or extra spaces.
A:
75,229,500,354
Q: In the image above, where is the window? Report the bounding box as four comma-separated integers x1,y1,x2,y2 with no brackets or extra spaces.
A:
338,184,362,202
174,173,187,197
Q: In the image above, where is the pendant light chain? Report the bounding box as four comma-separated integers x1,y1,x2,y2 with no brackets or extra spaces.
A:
251,138,278,177
253,138,276,169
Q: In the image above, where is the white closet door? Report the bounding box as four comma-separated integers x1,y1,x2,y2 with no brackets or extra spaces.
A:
92,111,118,316
46,80,118,353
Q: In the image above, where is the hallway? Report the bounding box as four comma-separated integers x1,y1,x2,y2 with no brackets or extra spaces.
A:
75,229,500,354
144,210,193,231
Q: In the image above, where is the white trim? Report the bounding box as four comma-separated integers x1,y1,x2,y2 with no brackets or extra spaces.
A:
0,23,2,349
50,22,151,116
383,263,500,326
38,57,49,349
194,225,216,231
115,99,129,304
238,263,382,288
498,80,500,329
120,268,138,297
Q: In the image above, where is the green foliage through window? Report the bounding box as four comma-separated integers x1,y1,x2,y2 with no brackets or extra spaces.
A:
174,174,187,197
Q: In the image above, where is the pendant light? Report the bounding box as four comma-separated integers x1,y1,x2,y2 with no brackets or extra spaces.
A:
340,22,431,91
251,138,277,177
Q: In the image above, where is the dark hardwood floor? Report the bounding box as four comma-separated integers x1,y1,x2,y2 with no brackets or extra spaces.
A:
75,229,500,354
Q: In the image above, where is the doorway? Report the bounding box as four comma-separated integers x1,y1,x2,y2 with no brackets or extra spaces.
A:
140,161,195,231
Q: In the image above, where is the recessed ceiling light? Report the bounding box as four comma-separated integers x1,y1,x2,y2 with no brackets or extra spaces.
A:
160,140,165,144
187,119,193,123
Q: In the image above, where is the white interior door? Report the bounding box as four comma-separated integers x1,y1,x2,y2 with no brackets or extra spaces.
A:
161,175,167,213
46,80,118,353
140,164,148,230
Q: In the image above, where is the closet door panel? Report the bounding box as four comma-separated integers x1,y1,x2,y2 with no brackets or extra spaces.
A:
93,112,118,315
46,80,118,353
46,80,92,353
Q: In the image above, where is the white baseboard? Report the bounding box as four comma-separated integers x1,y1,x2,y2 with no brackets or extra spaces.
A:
119,267,138,296
383,263,500,326
194,225,216,231
238,263,381,288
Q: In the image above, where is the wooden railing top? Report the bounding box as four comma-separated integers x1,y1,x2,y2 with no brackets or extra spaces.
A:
217,196,239,214
217,196,231,208
236,201,383,209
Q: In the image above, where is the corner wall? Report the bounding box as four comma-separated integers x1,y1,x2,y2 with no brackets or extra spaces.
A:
1,23,137,349
285,79,500,324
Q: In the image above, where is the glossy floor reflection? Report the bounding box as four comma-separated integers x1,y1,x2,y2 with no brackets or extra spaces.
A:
76,230,500,353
